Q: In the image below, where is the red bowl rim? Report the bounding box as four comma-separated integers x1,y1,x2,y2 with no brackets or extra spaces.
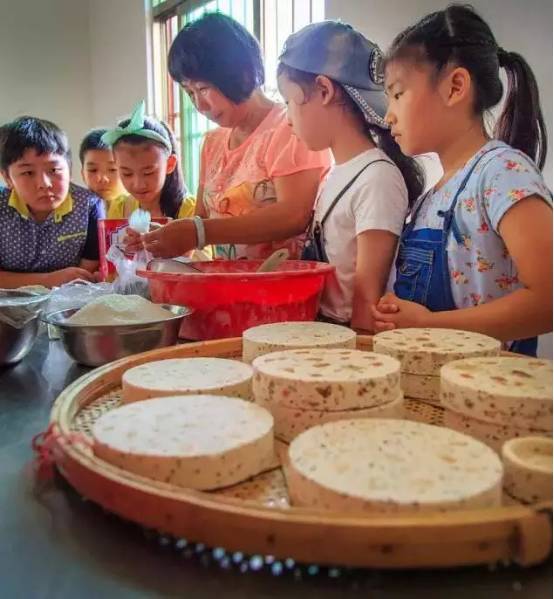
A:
137,259,335,282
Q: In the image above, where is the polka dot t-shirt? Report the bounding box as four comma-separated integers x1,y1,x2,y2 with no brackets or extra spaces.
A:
0,183,104,273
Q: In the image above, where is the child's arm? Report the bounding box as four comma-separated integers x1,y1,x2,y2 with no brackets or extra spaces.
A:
350,230,398,333
372,196,552,340
0,267,95,289
79,259,99,273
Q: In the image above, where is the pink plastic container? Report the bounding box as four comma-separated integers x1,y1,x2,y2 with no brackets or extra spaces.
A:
137,260,335,340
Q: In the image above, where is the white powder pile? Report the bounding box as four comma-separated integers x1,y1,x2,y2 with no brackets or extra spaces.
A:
67,294,173,326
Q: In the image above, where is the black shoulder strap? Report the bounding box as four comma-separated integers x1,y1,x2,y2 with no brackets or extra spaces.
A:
320,159,393,227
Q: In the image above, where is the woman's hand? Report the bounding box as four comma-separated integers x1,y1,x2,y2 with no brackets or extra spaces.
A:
134,220,197,258
123,228,145,253
371,292,432,332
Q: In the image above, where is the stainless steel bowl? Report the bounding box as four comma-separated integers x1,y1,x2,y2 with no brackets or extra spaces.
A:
0,290,50,366
42,304,192,367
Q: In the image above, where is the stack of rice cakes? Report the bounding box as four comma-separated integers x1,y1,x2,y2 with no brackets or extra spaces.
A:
252,348,404,442
373,328,502,405
441,357,553,452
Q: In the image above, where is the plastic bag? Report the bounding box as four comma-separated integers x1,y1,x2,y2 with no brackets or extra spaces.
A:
0,289,50,328
45,279,114,314
108,208,152,297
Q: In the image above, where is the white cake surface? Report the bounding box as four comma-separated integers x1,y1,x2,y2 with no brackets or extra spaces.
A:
93,395,274,490
122,357,253,403
286,418,503,513
242,321,356,363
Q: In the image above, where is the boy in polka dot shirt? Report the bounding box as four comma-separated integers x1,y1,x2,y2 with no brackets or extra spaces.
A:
0,116,104,288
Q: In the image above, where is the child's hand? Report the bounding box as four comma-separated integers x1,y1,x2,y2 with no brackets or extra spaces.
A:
45,267,95,288
141,220,197,258
371,293,432,332
377,292,400,314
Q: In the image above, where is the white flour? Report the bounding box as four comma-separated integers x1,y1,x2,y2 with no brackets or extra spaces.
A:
67,294,173,326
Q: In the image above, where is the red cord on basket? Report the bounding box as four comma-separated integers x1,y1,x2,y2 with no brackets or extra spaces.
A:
31,423,92,481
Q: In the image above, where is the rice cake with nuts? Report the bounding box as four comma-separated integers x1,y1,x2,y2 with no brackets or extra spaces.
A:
502,436,553,504
401,372,441,403
373,328,501,375
122,358,253,404
257,392,404,442
242,321,356,363
286,419,503,513
441,357,553,430
93,395,274,490
252,348,401,411
443,408,551,453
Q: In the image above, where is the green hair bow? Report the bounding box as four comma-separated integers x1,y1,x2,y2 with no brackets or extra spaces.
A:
101,100,172,151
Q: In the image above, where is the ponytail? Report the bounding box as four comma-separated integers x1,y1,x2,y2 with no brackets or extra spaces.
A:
496,49,547,170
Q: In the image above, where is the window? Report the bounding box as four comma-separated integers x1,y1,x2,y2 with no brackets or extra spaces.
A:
150,0,325,195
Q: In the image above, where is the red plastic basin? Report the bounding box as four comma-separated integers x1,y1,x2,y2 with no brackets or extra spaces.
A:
137,260,335,340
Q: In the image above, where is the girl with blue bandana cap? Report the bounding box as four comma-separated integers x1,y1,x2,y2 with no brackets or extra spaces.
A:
277,21,424,333
102,101,195,221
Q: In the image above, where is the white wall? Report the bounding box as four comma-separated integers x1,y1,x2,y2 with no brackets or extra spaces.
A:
88,0,149,129
0,0,148,183
0,0,93,178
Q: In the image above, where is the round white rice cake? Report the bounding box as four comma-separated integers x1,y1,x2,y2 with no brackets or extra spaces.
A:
502,436,553,504
253,348,401,411
441,357,553,430
121,358,253,404
242,321,356,363
286,418,503,513
373,328,501,375
443,408,551,454
257,393,404,442
401,372,441,404
92,395,274,490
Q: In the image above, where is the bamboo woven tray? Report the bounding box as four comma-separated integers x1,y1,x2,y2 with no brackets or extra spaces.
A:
49,336,552,569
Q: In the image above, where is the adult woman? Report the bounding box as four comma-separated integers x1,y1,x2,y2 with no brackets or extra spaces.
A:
128,13,330,259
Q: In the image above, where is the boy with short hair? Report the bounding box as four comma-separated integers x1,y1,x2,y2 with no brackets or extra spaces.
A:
0,116,104,288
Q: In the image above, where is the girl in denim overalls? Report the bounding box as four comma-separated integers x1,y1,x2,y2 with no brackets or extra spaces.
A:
372,5,552,356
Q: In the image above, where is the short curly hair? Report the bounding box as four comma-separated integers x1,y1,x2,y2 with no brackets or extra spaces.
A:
168,12,264,104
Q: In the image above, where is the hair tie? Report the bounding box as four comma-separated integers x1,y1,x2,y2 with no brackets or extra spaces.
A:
497,47,510,67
